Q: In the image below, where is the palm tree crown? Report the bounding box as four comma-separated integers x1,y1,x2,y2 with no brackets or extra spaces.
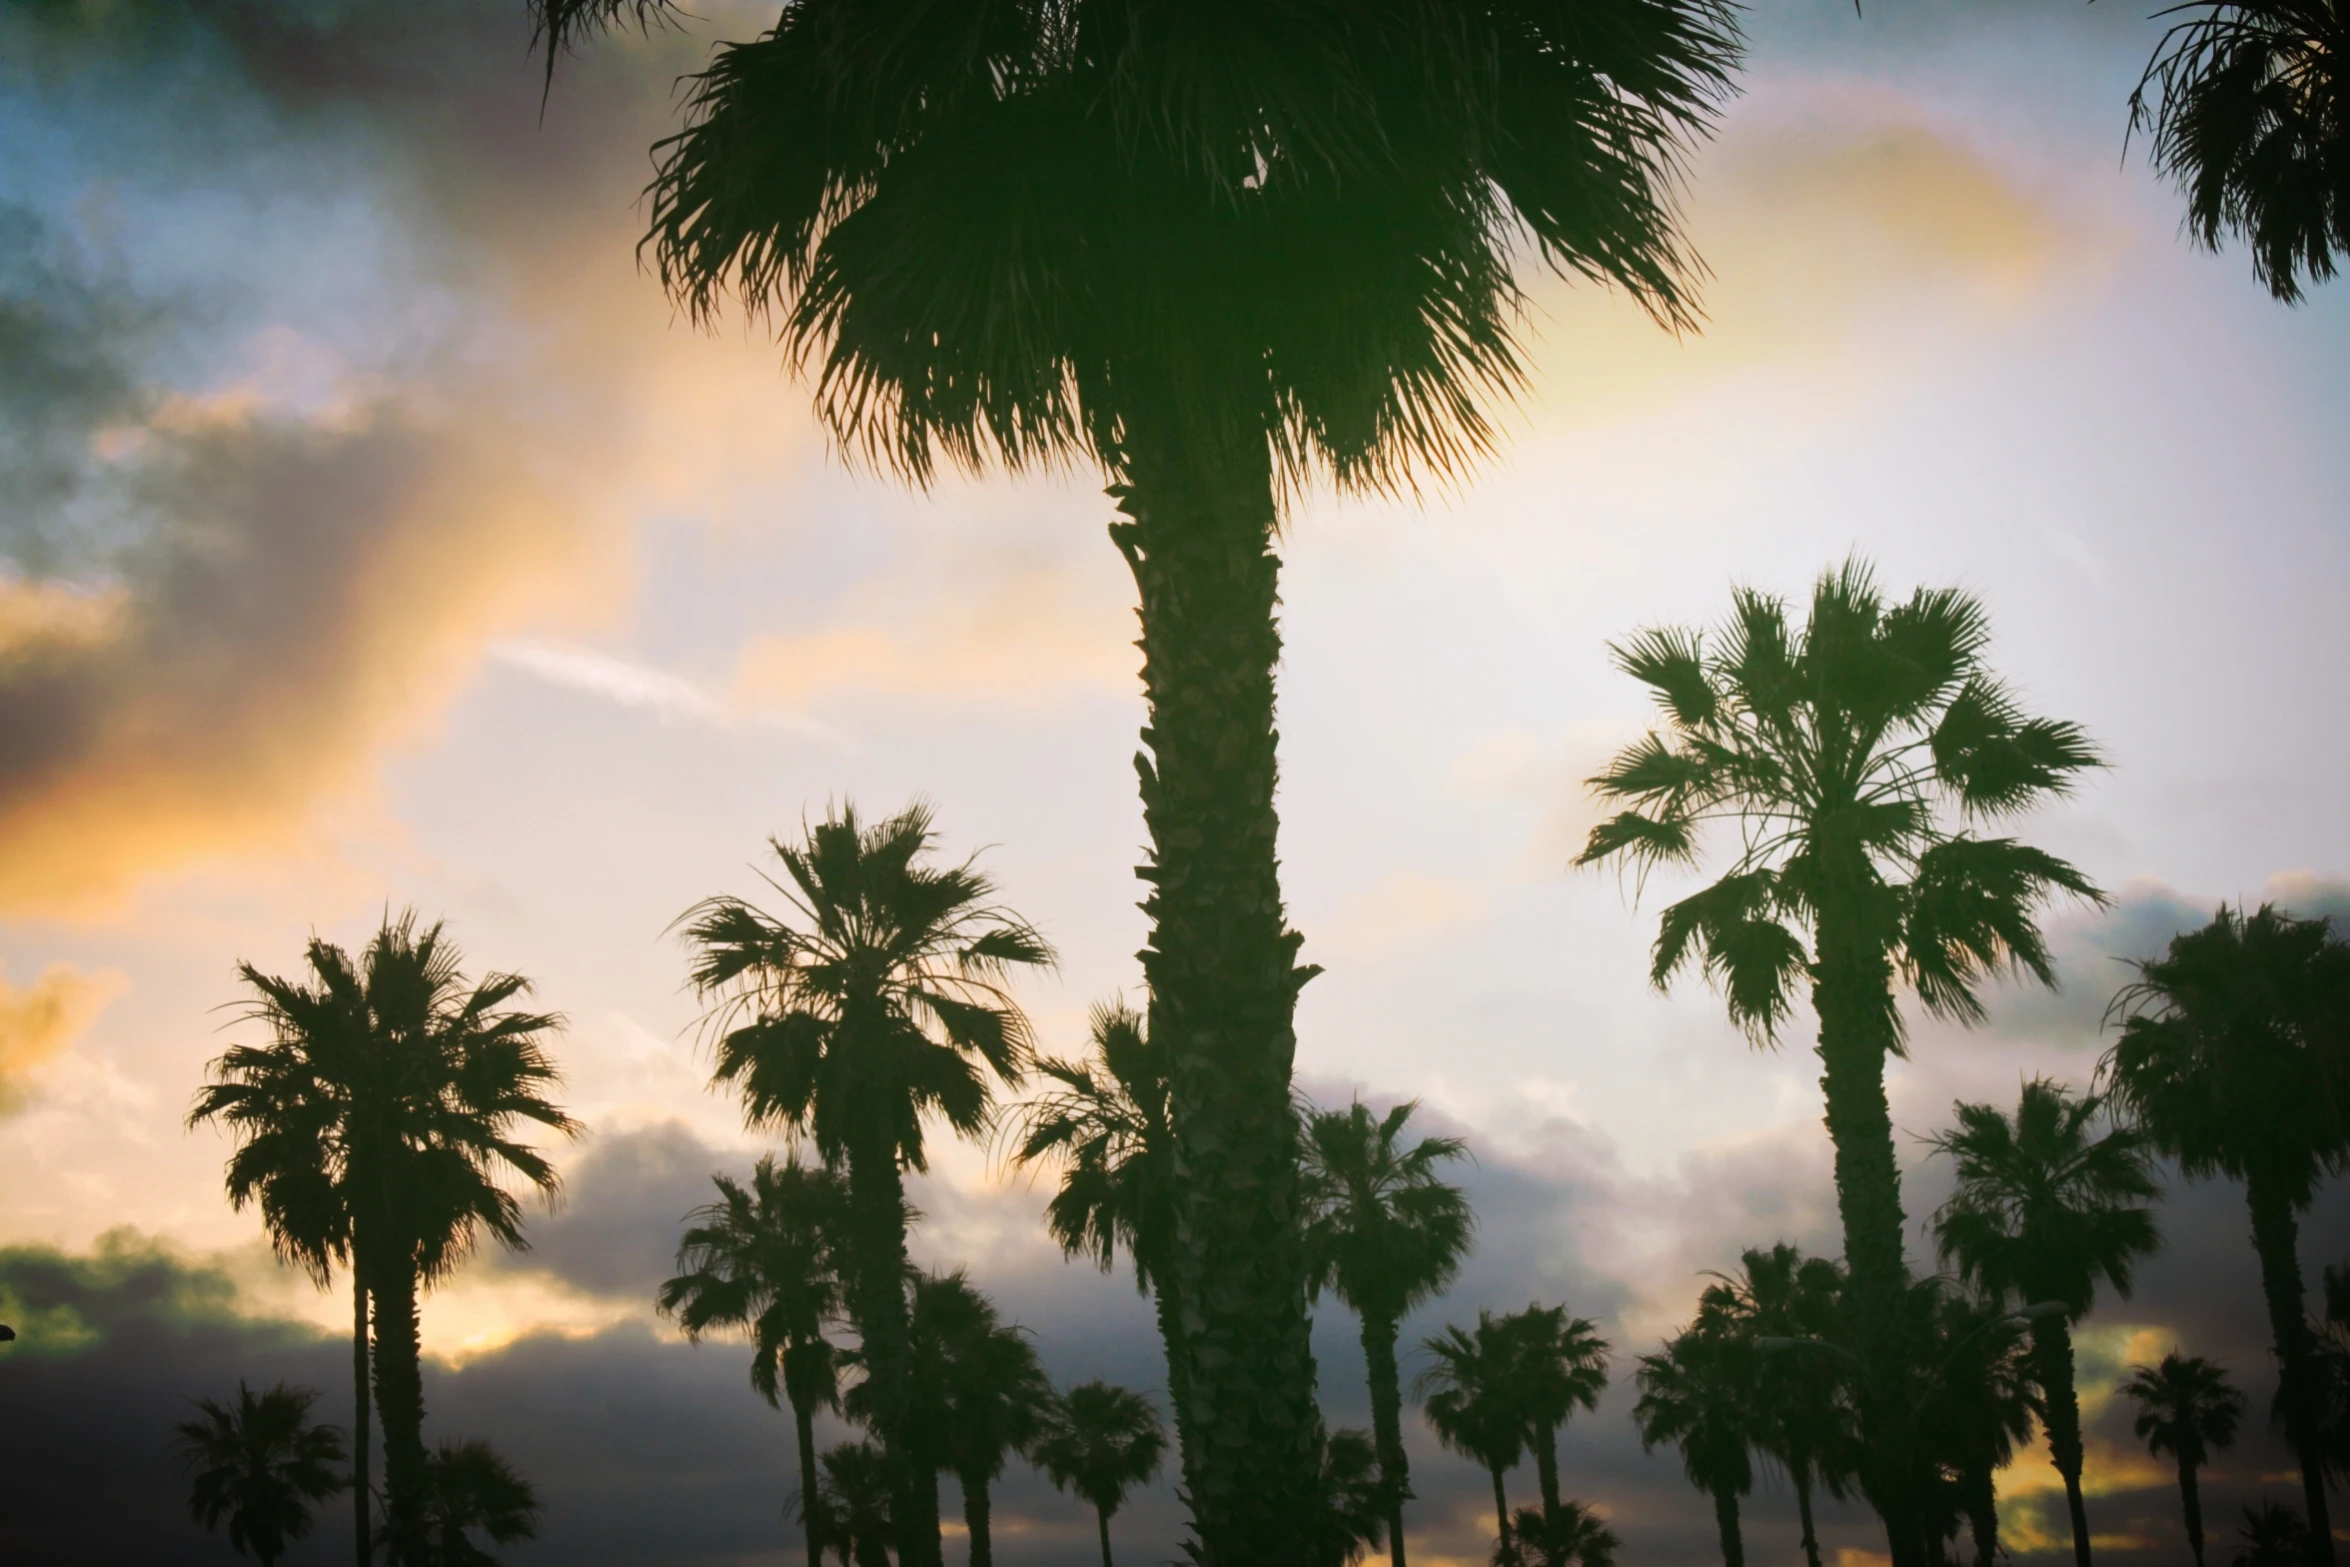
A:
1634,1323,1757,1567
1417,1311,1529,1557
419,1440,541,1567
1034,1379,1168,1567
174,1381,348,1567
1697,1246,1851,1567
1499,1303,1611,1527
2126,1351,2246,1567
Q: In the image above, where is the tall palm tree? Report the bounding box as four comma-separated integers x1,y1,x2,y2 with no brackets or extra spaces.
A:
193,913,575,1565
1499,1304,1610,1528
1579,559,2102,1567
1417,1313,1528,1559
1010,999,1192,1482
532,8,1741,1555
1034,1379,1168,1567
2105,903,2350,1566
2127,1351,2247,1567
1504,1501,1620,1567
1928,1078,2161,1567
1634,1323,1757,1567
658,1154,849,1565
679,801,1050,1567
2129,0,2347,303
419,1439,541,1566
173,1381,348,1567
1301,1098,1474,1567
817,1441,898,1567
1697,1246,1852,1567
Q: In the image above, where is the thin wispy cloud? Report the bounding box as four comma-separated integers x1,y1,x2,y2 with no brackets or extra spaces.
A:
489,636,850,746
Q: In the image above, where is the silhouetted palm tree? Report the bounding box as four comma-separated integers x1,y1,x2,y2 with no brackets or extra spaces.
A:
680,802,1050,1567
927,1272,1055,1567
1011,1000,1192,1481
2127,1351,2246,1567
1635,1325,1757,1567
532,6,1741,1554
1418,1313,1528,1559
1499,1305,1610,1529
1306,1425,1390,1567
174,1382,348,1567
1034,1380,1168,1567
193,914,575,1564
419,1440,541,1566
1503,1501,1620,1567
1929,1078,2160,1567
818,1441,898,1567
1914,1288,2036,1567
659,1154,849,1565
2129,1,2347,302
1301,1099,1474,1567
1579,560,2102,1567
1698,1246,1853,1567
2235,1501,2312,1567
2106,903,2350,1566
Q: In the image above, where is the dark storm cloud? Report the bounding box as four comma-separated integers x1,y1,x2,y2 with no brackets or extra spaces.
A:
495,1121,733,1300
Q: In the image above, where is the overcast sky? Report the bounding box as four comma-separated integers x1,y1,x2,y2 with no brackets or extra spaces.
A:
4,1,2349,1563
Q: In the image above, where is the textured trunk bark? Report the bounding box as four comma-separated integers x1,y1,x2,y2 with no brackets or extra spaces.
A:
1109,412,1318,1567
368,1247,428,1565
1360,1311,1410,1567
794,1391,824,1566
1795,1465,1822,1567
2032,1317,2094,1567
352,1277,371,1567
2178,1454,2206,1567
1713,1483,1746,1567
1097,1503,1116,1567
1531,1425,1561,1522
1810,893,1918,1567
845,1135,940,1567
961,1465,993,1567
2246,1177,2334,1567
1149,1265,1201,1508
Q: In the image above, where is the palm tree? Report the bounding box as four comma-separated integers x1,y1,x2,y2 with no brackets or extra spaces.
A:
1306,1425,1390,1567
1417,1313,1528,1559
1504,1502,1620,1567
1913,1287,2037,1567
1697,1246,1853,1567
659,1154,849,1565
817,1441,898,1567
2127,1352,2247,1567
1578,560,2102,1567
193,913,575,1565
1634,1323,1757,1567
173,1382,348,1566
1301,1099,1474,1567
1010,999,1192,1482
2128,1,2347,303
419,1439,541,1566
1928,1078,2161,1567
1033,1380,1168,1567
679,801,1050,1567
2105,903,2350,1566
531,6,1741,1554
1499,1304,1610,1528
2236,1502,2313,1567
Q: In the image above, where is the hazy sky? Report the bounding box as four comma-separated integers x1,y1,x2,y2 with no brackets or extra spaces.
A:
4,2,2349,1563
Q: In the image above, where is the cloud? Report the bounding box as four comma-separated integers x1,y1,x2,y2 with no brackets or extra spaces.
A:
489,639,730,727
0,960,125,1114
494,1120,731,1303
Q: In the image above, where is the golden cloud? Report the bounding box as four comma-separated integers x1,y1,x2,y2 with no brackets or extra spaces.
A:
0,960,126,1113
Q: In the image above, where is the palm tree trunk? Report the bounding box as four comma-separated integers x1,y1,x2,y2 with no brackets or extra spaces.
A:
793,1391,824,1567
368,1248,429,1565
843,1135,941,1567
1794,1465,1823,1567
1490,1465,1511,1552
1531,1425,1562,1523
1359,1311,1411,1567
1963,1462,1999,1567
1109,408,1319,1567
2178,1454,2206,1567
1148,1266,1201,1503
2031,1317,2094,1567
352,1277,372,1567
1712,1483,1746,1567
1097,1502,1117,1567
961,1465,993,1567
2245,1177,2334,1567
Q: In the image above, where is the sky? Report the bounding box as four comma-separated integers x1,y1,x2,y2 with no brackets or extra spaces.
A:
3,0,2350,1562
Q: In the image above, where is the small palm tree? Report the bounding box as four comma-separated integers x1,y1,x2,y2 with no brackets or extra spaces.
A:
904,1270,1054,1567
1913,1287,2036,1567
2127,1352,2247,1567
1579,560,2102,1567
1306,1426,1390,1567
1634,1324,1756,1567
1698,1246,1852,1567
2129,1,2348,302
659,1154,849,1565
2105,903,2350,1566
680,801,1050,1567
1417,1313,1528,1558
1929,1078,2161,1567
817,1441,898,1567
1301,1098,1474,1567
2235,1502,2312,1567
1498,1304,1610,1528
1033,1380,1168,1567
1504,1501,1620,1567
419,1440,541,1566
174,1382,348,1566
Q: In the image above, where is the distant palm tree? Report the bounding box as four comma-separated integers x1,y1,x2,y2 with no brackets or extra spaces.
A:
2127,1352,2247,1567
2106,903,2350,1566
818,1441,898,1567
1418,1313,1528,1558
1011,1000,1191,1481
1580,560,2102,1567
2129,0,2348,302
1634,1325,1757,1567
1034,1380,1168,1567
173,1381,348,1567
1913,1287,2036,1567
1306,1426,1390,1567
1929,1078,2161,1567
680,802,1050,1567
659,1154,849,1565
2235,1501,2313,1567
194,913,575,1564
1499,1305,1611,1528
530,4,1741,1554
1698,1246,1853,1567
1301,1099,1474,1567
1504,1501,1620,1567
419,1440,541,1566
